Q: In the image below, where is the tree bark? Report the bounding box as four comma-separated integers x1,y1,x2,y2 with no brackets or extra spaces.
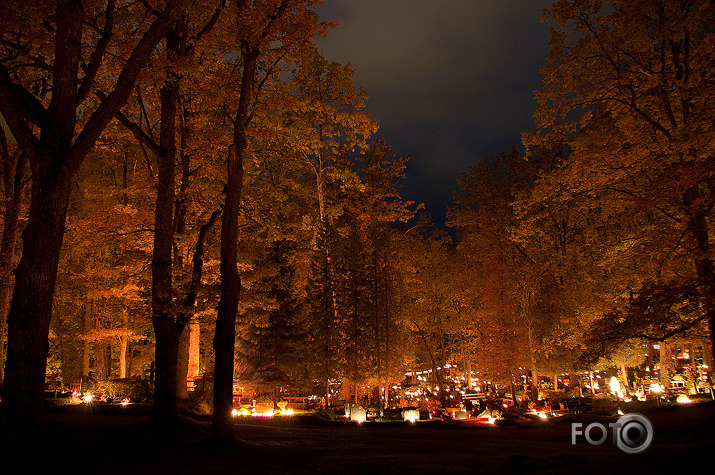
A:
212,47,258,440
2,170,72,446
620,363,630,397
151,75,181,425
0,148,27,385
188,321,201,379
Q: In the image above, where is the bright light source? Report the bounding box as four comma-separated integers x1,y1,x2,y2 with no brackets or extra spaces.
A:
676,394,692,404
252,409,274,417
403,409,419,424
609,376,621,394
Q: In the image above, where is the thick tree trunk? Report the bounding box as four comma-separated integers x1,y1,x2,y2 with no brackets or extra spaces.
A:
0,150,27,384
212,48,257,439
1,172,72,447
151,78,181,425
212,143,243,437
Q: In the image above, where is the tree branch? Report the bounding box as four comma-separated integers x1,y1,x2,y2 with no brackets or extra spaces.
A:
69,0,185,176
78,0,116,103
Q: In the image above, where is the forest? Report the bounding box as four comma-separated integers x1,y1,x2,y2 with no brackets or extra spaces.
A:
0,0,713,451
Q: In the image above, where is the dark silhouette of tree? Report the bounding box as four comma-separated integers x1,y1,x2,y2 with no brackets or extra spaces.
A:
0,132,28,385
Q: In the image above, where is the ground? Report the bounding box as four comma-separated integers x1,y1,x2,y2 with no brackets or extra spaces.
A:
10,400,715,474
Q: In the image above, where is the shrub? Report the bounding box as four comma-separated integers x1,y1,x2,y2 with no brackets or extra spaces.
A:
94,379,153,402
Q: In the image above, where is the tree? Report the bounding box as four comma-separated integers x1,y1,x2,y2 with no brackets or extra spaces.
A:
211,0,326,439
113,1,226,426
524,0,715,359
0,0,186,448
448,151,533,391
287,48,377,401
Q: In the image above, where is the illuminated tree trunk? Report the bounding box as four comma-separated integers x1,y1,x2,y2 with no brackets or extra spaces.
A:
188,321,201,378
620,363,630,397
119,311,129,379
659,342,673,384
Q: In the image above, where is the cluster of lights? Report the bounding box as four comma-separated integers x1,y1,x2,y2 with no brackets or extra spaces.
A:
230,403,297,418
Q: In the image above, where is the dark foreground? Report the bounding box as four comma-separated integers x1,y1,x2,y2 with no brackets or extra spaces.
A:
10,401,715,474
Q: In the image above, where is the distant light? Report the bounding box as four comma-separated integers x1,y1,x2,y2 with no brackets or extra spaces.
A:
676,394,692,404
403,409,419,423
252,409,274,417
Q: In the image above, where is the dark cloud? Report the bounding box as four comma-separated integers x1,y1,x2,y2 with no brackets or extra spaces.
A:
315,0,553,224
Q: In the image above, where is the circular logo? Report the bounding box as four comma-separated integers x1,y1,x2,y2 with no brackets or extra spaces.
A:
615,413,653,454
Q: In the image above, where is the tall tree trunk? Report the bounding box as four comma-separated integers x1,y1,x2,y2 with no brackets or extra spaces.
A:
83,298,91,378
2,171,72,446
119,311,129,379
0,148,27,385
531,368,539,401
659,341,673,384
188,321,201,379
179,208,220,394
151,77,181,425
119,336,127,379
94,308,104,379
212,48,258,440
620,362,630,397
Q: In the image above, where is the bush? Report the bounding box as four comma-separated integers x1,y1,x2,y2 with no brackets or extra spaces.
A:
94,379,153,402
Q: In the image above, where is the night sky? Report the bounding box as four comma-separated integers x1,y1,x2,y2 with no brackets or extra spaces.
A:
315,0,554,226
